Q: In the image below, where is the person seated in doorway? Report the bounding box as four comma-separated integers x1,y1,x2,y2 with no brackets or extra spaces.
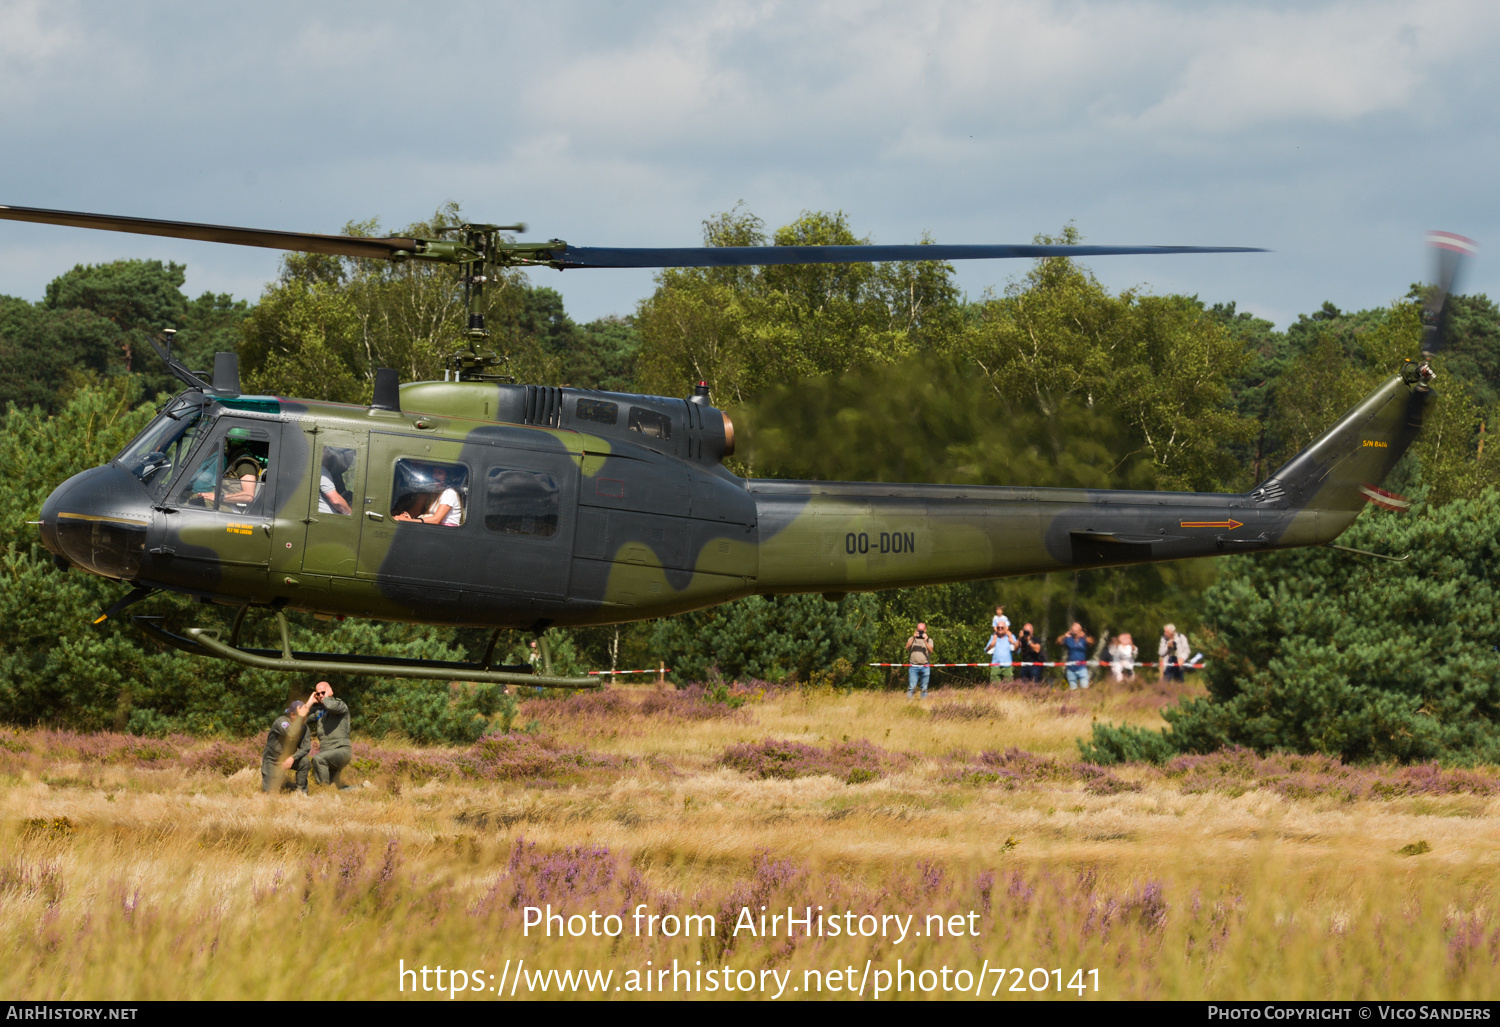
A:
394,465,462,526
317,450,353,516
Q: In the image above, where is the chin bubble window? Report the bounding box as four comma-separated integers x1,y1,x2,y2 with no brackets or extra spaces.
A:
391,460,468,527
484,468,560,538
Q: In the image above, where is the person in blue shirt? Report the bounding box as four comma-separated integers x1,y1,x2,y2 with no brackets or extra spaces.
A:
984,627,1016,682
1056,623,1095,690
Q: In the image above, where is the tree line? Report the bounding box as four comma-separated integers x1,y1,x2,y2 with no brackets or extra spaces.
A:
2,204,1498,760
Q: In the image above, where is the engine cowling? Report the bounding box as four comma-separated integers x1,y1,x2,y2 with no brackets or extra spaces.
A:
398,381,734,466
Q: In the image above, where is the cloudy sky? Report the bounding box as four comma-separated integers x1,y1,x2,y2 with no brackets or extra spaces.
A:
2,0,1497,327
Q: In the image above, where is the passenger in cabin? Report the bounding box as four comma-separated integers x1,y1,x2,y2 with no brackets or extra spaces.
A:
394,493,431,519
395,464,463,526
317,448,354,515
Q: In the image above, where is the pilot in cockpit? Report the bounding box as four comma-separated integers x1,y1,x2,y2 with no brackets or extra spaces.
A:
217,453,263,506
191,431,268,510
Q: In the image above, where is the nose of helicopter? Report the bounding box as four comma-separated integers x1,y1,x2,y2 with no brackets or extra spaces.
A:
39,463,152,580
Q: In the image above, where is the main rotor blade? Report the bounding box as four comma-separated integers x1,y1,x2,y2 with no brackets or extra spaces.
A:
0,204,418,261
0,203,1265,270
551,242,1265,269
1421,231,1478,357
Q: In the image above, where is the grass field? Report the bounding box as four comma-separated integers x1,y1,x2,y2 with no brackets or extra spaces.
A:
2,675,1497,1001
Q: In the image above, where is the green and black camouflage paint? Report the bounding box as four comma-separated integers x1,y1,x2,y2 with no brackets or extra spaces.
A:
38,372,1427,629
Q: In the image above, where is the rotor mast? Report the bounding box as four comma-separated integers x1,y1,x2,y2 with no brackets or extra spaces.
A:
423,223,515,381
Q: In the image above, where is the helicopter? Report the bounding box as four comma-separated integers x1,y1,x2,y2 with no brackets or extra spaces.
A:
1,204,1469,688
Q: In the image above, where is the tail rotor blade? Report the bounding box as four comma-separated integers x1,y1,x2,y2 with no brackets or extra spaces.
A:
1421,231,1478,357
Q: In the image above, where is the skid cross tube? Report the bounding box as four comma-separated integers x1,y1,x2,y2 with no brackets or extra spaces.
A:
132,615,598,688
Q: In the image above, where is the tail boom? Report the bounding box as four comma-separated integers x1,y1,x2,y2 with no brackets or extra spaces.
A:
750,375,1427,596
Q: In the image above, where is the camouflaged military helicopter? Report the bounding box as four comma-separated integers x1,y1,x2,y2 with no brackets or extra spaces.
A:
2,204,1469,688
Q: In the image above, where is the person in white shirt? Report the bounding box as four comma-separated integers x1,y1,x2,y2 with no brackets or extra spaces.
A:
1158,624,1190,683
395,465,463,526
992,605,1010,636
1108,632,1138,683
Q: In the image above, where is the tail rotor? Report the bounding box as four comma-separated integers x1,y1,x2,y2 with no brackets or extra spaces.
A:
1417,231,1478,367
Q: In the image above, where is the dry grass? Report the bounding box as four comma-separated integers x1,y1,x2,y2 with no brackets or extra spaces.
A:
1,677,1497,1001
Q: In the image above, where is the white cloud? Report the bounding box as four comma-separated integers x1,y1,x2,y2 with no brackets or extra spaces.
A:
2,0,1499,323
0,0,73,59
1128,6,1426,133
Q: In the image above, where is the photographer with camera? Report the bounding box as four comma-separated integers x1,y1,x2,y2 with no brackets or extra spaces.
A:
904,622,936,699
281,680,353,792
1057,622,1095,690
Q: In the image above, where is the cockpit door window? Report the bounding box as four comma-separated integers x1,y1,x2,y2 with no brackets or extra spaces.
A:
146,417,283,575
172,426,272,515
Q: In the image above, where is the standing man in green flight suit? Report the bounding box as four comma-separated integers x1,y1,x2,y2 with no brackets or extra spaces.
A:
282,680,353,792
261,700,306,792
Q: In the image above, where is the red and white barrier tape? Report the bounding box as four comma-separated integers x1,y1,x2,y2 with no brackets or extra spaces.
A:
587,668,673,676
870,660,1205,668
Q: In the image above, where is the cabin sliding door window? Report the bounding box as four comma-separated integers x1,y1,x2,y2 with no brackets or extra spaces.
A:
390,459,469,527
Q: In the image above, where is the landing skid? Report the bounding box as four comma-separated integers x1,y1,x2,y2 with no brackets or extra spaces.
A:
132,612,599,688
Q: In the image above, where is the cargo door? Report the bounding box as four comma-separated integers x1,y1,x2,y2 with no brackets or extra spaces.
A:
301,428,369,578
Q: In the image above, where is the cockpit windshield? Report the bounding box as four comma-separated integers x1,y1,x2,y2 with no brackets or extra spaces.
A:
115,395,213,496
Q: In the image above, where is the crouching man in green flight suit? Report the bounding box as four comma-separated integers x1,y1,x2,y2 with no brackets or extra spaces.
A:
284,681,353,792
261,701,307,792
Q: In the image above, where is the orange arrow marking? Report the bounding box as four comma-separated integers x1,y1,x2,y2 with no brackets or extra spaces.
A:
1180,519,1243,530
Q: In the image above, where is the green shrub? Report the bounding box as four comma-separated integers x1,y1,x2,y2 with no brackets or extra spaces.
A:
1083,494,1500,765
649,592,878,685
1077,722,1183,765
